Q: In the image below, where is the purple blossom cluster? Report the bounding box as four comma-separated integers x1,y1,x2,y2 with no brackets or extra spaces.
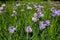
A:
32,4,44,22
32,13,38,22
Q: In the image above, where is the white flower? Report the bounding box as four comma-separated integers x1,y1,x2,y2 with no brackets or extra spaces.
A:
12,13,17,17
21,9,24,12
16,3,20,6
27,6,32,10
38,5,44,8
13,10,16,13
33,5,37,8
32,17,38,22
12,11,17,17
2,4,6,7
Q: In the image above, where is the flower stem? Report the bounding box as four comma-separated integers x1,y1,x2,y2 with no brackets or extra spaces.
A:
27,32,28,40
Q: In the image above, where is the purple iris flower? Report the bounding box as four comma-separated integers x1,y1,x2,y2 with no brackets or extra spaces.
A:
37,9,41,13
36,6,40,8
34,13,38,18
8,26,16,35
50,14,57,17
39,20,50,30
51,10,60,17
43,20,50,26
35,5,44,9
35,6,44,18
26,26,32,33
55,10,60,16
37,12,44,18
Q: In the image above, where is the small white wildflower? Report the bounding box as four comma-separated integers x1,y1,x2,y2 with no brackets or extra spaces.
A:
13,10,16,13
2,4,6,7
32,17,38,22
21,9,24,12
12,13,17,17
27,6,32,10
38,5,44,8
16,3,20,6
12,11,17,17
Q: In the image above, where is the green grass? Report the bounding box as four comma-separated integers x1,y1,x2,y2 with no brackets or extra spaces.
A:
0,1,60,40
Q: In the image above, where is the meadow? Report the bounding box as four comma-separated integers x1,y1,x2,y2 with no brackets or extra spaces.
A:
0,1,60,40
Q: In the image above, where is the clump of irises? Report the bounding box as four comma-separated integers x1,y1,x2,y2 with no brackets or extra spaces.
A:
0,2,59,35
32,4,44,22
